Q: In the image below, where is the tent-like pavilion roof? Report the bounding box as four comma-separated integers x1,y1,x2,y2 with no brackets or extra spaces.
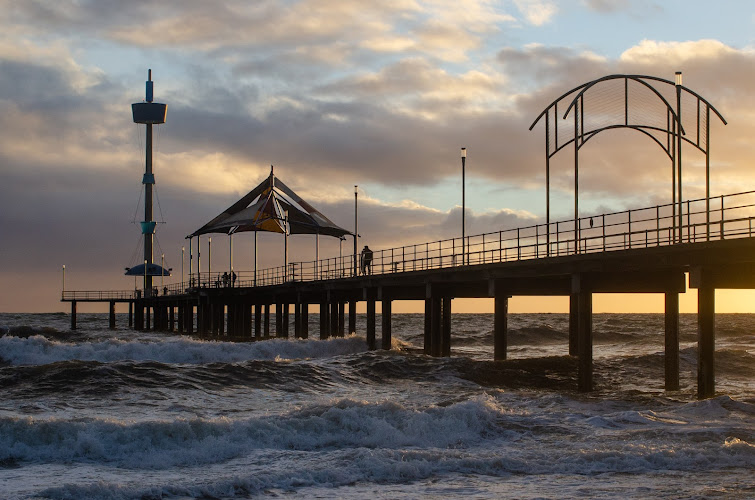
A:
189,166,352,239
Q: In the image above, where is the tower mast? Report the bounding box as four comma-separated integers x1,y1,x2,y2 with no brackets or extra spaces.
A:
132,69,167,296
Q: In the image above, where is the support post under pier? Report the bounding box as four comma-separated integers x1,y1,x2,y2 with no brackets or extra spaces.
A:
441,296,451,357
348,300,356,335
381,298,392,350
577,289,593,392
320,301,330,339
109,301,116,330
71,301,77,330
665,292,680,391
569,294,578,356
494,293,508,361
366,296,376,350
301,303,309,339
698,285,716,399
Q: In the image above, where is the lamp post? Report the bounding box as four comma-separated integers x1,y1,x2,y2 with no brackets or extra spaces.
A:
62,265,65,296
675,71,683,243
161,253,165,290
461,147,467,265
284,210,289,282
354,185,358,277
208,237,212,281
181,246,184,291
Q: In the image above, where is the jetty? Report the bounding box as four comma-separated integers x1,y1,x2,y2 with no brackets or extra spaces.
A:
62,73,755,399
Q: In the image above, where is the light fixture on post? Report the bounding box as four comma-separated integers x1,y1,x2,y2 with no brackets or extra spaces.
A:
461,147,467,265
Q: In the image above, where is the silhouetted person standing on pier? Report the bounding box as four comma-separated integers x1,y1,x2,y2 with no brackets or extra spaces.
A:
360,245,373,275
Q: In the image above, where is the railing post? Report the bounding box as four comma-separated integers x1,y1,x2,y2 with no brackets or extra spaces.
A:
720,195,724,240
517,228,521,260
628,210,632,249
687,200,691,242
499,231,502,262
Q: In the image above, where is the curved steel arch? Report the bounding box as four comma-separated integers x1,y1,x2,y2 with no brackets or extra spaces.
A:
529,74,727,252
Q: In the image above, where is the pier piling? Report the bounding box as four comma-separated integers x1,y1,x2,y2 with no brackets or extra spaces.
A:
70,301,77,330
697,284,716,398
494,293,508,361
381,298,392,350
665,292,680,391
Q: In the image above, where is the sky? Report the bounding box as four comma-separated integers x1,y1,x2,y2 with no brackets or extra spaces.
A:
1,0,754,313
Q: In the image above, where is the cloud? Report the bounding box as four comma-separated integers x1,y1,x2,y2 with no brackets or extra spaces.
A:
2,0,755,313
514,0,558,26
581,0,631,13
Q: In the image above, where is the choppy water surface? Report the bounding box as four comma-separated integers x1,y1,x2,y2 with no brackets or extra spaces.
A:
0,312,753,499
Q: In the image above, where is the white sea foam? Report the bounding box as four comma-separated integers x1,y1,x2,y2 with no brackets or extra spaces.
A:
2,395,753,475
0,334,367,366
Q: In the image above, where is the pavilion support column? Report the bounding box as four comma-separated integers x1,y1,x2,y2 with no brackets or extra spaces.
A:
71,301,77,330
494,293,508,361
348,299,357,335
366,294,376,350
320,301,330,339
441,296,452,357
423,298,432,355
697,284,716,399
109,301,116,330
128,301,133,328
381,297,392,350
569,294,578,356
301,303,309,339
665,292,680,391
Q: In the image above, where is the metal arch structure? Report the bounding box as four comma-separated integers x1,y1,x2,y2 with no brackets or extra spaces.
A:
529,74,727,254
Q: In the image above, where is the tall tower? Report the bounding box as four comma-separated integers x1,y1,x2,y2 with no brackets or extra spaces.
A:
132,69,167,296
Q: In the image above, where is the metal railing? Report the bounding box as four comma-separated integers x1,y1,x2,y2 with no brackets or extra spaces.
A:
62,290,138,301
156,190,755,295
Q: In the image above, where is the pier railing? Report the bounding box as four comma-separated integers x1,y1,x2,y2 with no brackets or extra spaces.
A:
62,290,137,301
162,190,755,294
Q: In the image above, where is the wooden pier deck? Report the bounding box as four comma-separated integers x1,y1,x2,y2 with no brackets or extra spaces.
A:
63,191,755,399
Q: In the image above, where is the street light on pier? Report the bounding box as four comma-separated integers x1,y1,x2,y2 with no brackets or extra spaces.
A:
354,185,358,277
461,147,467,265
62,265,65,296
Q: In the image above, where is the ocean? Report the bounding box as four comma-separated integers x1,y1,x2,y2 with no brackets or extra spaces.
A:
0,312,753,499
